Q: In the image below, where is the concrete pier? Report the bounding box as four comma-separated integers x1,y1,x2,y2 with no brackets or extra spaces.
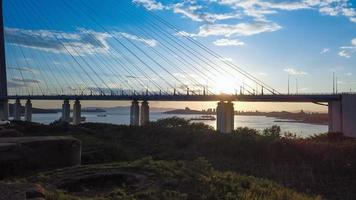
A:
13,99,21,121
0,99,8,120
73,100,81,125
140,101,150,126
216,101,234,133
62,100,71,123
25,99,32,122
329,94,356,137
328,101,342,133
130,100,139,126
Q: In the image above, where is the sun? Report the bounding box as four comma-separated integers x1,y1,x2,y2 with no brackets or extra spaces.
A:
211,78,237,95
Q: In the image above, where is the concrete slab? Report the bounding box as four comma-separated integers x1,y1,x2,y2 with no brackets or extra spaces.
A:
0,136,81,176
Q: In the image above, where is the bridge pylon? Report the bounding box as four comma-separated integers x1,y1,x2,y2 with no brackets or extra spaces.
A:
0,0,8,120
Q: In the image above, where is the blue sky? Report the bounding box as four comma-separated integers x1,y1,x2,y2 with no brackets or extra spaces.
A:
2,0,356,109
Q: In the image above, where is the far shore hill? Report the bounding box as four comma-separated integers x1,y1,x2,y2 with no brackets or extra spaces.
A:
164,107,329,125
7,104,106,116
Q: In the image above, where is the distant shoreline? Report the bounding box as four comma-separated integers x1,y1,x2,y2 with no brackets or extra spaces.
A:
164,108,328,125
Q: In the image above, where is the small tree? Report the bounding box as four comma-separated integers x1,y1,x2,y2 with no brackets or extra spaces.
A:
262,125,281,139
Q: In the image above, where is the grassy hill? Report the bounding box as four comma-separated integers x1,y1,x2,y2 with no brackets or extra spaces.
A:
42,158,318,200
2,118,356,199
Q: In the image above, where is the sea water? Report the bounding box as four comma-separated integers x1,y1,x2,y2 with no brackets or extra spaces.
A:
28,111,328,138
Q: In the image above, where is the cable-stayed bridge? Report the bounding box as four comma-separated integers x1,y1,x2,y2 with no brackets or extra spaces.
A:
0,0,355,136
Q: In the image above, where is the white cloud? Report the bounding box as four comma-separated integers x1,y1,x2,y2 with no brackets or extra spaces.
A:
5,27,111,55
8,66,37,74
213,38,244,46
339,48,352,58
284,68,308,75
258,72,268,77
212,0,356,23
339,38,356,58
218,57,234,62
320,48,330,54
8,77,41,88
116,32,158,47
132,0,165,10
5,27,159,56
176,31,195,37
133,0,356,47
346,72,352,76
172,3,241,23
352,38,356,46
197,21,282,37
12,77,41,84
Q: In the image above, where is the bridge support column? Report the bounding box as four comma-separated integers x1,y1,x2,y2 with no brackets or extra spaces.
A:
73,100,81,125
13,99,21,121
140,101,149,126
62,100,71,123
25,99,32,122
328,94,356,137
130,100,139,126
0,99,8,121
328,101,342,133
216,101,234,133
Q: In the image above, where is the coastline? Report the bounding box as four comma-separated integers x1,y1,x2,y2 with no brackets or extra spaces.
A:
163,108,328,126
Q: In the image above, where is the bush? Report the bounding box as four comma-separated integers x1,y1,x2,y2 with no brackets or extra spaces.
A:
262,125,281,139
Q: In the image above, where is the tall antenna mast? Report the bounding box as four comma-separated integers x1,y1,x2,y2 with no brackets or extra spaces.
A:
333,72,335,94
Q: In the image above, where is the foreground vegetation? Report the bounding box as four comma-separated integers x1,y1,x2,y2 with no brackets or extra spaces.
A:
40,157,317,200
2,118,356,199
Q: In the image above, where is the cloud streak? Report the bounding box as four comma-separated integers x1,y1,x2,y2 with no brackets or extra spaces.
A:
5,27,111,55
5,27,158,55
284,68,308,75
213,38,244,46
339,38,356,58
197,21,282,37
132,0,165,10
134,0,356,48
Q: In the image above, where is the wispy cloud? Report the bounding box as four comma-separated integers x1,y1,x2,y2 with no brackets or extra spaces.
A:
134,0,356,47
211,0,356,23
132,0,165,10
213,39,244,46
115,32,158,47
217,57,234,62
320,48,330,54
258,72,268,77
8,66,37,74
8,77,41,88
284,68,308,75
11,77,41,84
172,3,241,23
5,27,111,55
197,21,282,37
5,27,158,56
339,38,356,58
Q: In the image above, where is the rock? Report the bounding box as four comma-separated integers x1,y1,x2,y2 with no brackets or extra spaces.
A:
0,182,45,200
0,136,81,177
0,128,23,137
30,163,149,198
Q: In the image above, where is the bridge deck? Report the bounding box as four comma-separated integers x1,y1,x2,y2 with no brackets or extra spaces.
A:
1,94,342,102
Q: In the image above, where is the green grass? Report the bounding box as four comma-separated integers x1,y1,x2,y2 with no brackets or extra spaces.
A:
4,119,356,199
41,157,319,200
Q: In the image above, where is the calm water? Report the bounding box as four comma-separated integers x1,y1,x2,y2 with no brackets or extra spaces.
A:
28,111,328,138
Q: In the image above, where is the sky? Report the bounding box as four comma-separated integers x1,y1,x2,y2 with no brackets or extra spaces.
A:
2,0,356,111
